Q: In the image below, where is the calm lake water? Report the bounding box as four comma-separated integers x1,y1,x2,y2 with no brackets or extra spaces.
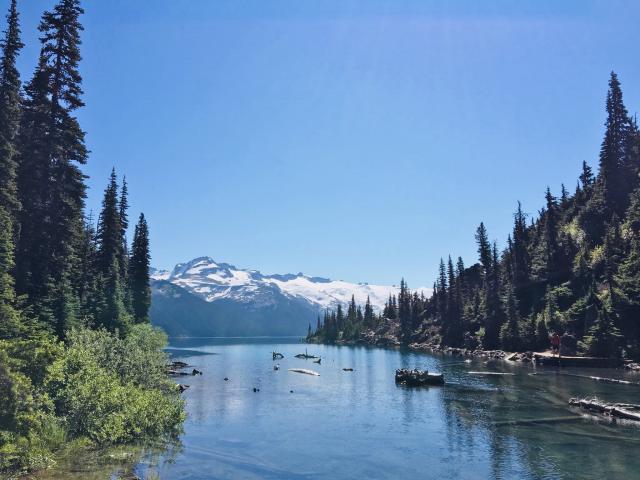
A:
40,337,640,480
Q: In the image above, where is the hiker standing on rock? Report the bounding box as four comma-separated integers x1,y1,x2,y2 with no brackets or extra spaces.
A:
550,332,561,357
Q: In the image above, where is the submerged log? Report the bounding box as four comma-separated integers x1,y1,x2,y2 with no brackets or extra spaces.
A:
395,368,444,386
272,352,284,360
561,373,638,385
468,371,515,376
288,368,320,376
569,398,640,422
493,415,583,427
177,384,190,393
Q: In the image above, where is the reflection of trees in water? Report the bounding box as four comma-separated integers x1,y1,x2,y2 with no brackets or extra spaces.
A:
36,438,183,480
437,370,640,479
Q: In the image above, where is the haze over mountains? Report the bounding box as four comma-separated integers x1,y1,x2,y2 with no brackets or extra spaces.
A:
150,257,430,336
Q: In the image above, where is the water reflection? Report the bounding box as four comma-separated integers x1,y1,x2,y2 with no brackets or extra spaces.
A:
33,338,640,479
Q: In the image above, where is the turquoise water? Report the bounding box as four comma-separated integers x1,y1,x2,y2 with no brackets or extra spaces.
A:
43,338,640,479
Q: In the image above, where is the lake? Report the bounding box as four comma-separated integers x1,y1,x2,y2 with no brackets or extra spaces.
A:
40,337,640,480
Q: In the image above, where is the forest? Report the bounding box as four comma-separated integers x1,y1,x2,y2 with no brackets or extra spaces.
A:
311,71,640,360
0,0,183,474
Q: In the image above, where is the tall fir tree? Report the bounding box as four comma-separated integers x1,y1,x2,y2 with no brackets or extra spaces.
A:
15,0,87,336
129,213,151,324
96,170,128,331
0,0,23,222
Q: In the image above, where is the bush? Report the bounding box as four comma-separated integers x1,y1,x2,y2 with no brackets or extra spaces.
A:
0,325,185,474
47,325,185,444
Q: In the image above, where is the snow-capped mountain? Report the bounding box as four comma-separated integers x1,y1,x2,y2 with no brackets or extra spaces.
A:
152,256,425,312
150,257,430,337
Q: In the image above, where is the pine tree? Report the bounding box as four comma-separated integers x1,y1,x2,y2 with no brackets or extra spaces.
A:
444,256,463,346
512,202,530,297
0,0,23,222
363,295,374,327
15,0,87,336
118,176,129,296
0,206,21,339
129,213,151,324
535,314,549,350
579,306,622,358
96,170,128,331
398,279,412,341
475,222,492,275
500,284,521,351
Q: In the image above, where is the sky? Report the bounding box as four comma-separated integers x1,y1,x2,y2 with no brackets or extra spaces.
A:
10,0,640,287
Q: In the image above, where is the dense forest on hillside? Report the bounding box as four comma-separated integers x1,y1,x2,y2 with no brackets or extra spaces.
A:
0,0,183,473
312,72,640,360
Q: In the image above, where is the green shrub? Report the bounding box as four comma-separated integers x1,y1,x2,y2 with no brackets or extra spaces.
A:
47,326,184,444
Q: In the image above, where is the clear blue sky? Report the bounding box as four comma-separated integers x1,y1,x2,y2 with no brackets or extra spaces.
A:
11,0,640,287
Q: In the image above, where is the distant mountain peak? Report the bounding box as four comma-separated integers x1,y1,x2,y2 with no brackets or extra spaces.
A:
152,257,431,312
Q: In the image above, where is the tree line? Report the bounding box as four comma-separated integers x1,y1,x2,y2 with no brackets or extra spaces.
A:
312,72,640,360
0,0,151,343
0,1,175,474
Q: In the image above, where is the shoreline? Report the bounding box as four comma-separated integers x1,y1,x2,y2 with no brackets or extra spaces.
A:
310,336,640,371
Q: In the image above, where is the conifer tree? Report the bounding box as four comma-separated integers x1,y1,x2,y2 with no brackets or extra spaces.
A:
579,306,622,358
129,213,151,324
475,222,492,275
398,279,412,341
0,206,20,339
0,0,23,222
15,0,87,335
500,284,521,351
363,295,374,327
118,176,129,292
96,171,128,331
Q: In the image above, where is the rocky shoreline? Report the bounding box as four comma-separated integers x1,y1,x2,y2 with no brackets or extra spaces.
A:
317,331,640,371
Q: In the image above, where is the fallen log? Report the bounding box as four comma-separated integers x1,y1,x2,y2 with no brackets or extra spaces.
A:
569,398,640,422
468,371,515,376
493,415,583,427
288,368,320,376
563,373,638,385
272,351,284,360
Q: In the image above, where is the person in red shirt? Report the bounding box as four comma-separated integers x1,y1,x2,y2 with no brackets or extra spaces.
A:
550,332,561,357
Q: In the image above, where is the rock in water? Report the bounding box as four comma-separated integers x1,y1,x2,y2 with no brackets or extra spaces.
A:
395,368,444,386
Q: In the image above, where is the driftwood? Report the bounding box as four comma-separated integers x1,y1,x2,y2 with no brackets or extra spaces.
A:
493,415,583,427
342,368,354,372
272,352,284,360
562,373,638,385
468,371,515,376
167,370,191,376
569,397,640,422
288,368,320,376
313,357,321,364
395,368,444,386
177,384,189,393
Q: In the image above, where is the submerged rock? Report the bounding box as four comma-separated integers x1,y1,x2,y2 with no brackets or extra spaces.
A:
395,368,444,386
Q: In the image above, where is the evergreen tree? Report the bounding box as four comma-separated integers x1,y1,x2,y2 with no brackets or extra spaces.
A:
0,206,21,338
444,256,463,346
579,306,622,358
129,213,151,324
363,295,374,327
118,176,129,292
15,0,87,336
475,222,492,275
96,171,128,331
0,0,23,222
500,284,521,351
398,279,412,341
